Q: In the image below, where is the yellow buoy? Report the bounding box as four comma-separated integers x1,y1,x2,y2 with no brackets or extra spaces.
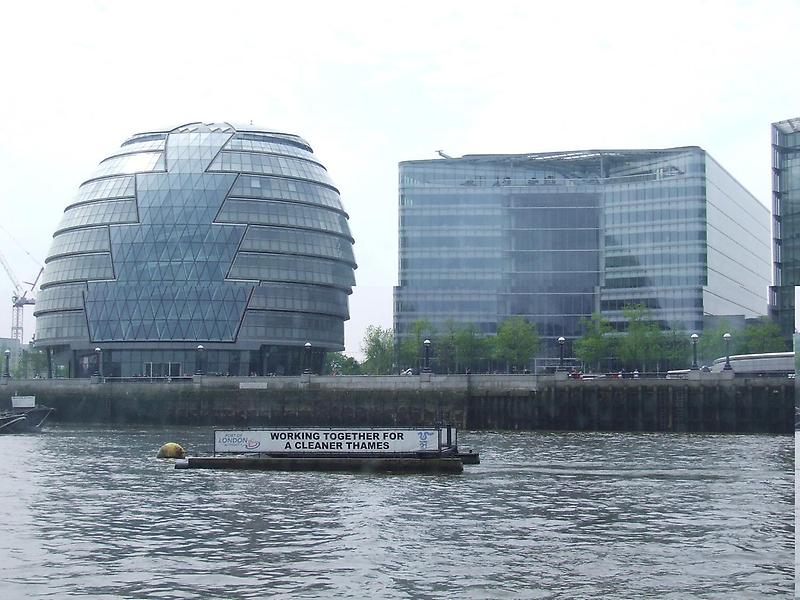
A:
157,442,186,459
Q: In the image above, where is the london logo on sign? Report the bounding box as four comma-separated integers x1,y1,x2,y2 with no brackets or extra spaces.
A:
417,431,432,450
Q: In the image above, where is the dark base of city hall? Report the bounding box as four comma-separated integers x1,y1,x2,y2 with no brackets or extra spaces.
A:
45,345,325,379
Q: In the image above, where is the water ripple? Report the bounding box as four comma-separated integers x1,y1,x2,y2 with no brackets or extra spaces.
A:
0,427,792,599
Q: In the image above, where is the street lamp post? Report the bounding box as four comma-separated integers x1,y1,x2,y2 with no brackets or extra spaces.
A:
557,336,565,371
423,339,431,373
3,349,10,378
304,342,312,374
690,333,699,370
195,345,204,375
722,333,732,371
94,347,102,378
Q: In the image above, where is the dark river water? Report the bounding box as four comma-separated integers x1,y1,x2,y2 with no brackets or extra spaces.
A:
0,426,793,599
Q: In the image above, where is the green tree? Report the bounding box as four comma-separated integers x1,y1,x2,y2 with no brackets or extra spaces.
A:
453,324,489,373
11,351,25,379
740,317,789,354
433,320,459,373
617,305,662,371
492,317,540,373
324,352,361,375
360,325,394,375
661,328,690,370
397,319,435,372
11,350,47,379
574,312,615,371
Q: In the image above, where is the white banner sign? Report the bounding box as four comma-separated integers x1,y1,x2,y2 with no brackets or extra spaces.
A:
11,396,36,408
214,428,443,454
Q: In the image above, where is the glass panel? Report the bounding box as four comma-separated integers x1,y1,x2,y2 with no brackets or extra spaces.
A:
85,281,252,342
56,199,138,233
72,176,135,204
239,310,344,345
164,131,232,173
121,133,166,147
233,131,312,152
35,311,89,341
34,283,87,315
47,227,111,260
107,139,166,156
217,199,351,237
228,253,355,290
248,282,349,318
240,226,355,265
228,174,344,211
225,137,322,165
209,151,335,188
87,152,163,180
41,254,114,287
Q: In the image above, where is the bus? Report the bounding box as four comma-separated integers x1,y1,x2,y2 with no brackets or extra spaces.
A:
710,352,795,377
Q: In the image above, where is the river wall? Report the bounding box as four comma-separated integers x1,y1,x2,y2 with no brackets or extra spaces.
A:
0,374,794,433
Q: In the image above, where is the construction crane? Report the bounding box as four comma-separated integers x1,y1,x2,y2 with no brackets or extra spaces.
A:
0,248,43,344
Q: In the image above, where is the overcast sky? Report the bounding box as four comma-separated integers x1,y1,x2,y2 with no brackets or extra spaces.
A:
0,0,797,358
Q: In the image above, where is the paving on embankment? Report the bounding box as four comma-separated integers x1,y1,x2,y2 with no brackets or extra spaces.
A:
0,374,794,434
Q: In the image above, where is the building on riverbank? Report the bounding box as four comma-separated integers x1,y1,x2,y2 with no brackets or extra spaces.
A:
769,117,800,344
395,147,770,352
35,122,356,378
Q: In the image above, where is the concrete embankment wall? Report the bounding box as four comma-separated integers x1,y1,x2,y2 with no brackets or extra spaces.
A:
0,374,794,433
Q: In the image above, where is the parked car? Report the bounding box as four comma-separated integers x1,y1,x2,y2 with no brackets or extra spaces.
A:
580,373,606,380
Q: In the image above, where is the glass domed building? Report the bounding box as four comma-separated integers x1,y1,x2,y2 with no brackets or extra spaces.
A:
35,122,356,377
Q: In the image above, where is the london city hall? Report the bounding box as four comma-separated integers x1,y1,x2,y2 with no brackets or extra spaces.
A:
35,122,356,378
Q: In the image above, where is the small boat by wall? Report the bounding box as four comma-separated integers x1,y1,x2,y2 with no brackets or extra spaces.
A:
0,396,54,434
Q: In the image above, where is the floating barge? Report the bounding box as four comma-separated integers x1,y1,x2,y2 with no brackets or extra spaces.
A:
176,455,465,473
176,426,479,474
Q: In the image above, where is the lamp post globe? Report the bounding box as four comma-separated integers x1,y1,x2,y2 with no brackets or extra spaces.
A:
94,347,102,377
195,344,204,376
722,333,732,371
423,339,431,373
557,336,566,370
690,333,699,370
304,342,312,374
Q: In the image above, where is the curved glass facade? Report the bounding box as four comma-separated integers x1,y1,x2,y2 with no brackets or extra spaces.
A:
395,148,769,355
36,122,356,377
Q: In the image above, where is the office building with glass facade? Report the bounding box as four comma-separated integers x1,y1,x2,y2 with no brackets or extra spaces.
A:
395,147,770,354
769,117,800,341
35,122,356,377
